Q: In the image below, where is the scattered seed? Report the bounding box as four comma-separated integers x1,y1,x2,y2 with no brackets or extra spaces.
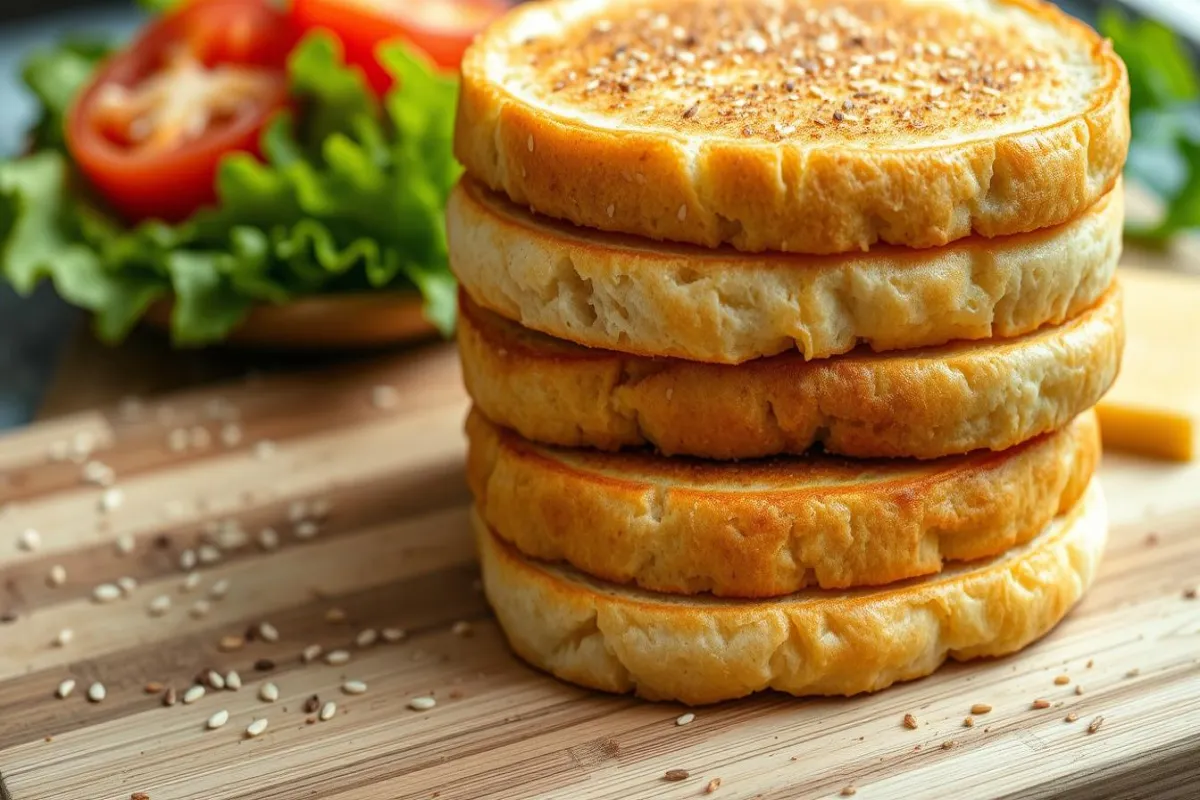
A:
325,608,346,623
99,488,124,512
183,685,206,704
225,671,242,691
942,740,955,750
254,659,275,672
183,572,201,592
1126,668,1140,678
294,520,320,540
1088,716,1105,734
1066,712,1079,723
451,621,472,637
132,793,150,800
205,671,225,690
180,549,197,571
148,595,171,616
259,682,279,702
254,440,276,460
115,533,135,555
840,788,856,797
1087,659,1095,668
18,528,41,551
246,718,269,738
664,769,689,782
54,628,74,647
706,777,722,794
342,680,367,695
903,713,918,730
198,545,221,565
117,576,138,595
93,583,122,603
408,696,436,711
190,599,211,618
970,703,992,715
163,686,178,706
1054,675,1070,686
1075,685,1085,696
311,498,332,518
219,424,243,448
56,679,76,699
382,628,406,643
676,712,695,726
303,695,321,714
258,528,279,550
47,564,67,588
355,629,378,648
301,645,323,663
209,579,231,600
207,710,229,729
676,204,688,222
319,701,337,721
1032,699,1051,710
288,500,309,523
371,385,398,409
87,682,106,703
219,635,245,652
963,717,975,728
1183,586,1198,599
325,650,350,666
258,622,279,643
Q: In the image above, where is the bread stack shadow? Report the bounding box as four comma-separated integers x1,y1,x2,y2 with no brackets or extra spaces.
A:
448,0,1130,704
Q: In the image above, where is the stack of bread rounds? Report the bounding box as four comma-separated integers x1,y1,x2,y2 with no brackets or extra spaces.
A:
451,0,1129,705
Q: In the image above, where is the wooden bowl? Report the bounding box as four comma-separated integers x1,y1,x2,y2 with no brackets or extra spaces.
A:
142,292,439,349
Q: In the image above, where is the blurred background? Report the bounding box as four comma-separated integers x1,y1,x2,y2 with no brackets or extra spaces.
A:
0,0,1197,429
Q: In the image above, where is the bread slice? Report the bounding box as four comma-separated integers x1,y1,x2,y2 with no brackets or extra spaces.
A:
459,286,1123,459
456,0,1129,254
476,480,1106,704
468,409,1098,596
448,179,1122,363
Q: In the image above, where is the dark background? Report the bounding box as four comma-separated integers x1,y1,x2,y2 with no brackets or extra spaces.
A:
0,0,1190,428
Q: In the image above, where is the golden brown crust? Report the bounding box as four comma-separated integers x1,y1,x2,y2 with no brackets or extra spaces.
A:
458,287,1124,459
467,409,1099,596
456,0,1130,254
449,178,1122,363
476,481,1107,704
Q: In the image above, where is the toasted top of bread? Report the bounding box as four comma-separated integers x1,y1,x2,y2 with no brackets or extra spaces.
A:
457,0,1129,253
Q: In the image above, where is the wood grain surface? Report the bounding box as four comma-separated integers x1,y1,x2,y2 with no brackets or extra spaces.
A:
1,341,1199,800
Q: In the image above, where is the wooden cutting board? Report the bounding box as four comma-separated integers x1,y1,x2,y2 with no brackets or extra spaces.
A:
1,339,1198,800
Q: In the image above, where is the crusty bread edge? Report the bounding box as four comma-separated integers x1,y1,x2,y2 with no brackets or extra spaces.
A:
476,481,1107,704
456,0,1129,254
467,409,1099,596
457,286,1124,459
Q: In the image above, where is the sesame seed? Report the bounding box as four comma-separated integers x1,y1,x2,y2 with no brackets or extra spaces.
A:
254,440,277,460
970,703,992,715
219,424,243,447
682,101,700,119
1066,712,1079,723
225,671,242,691
180,549,197,571
82,460,115,487
115,534,135,555
144,682,163,694
408,696,436,711
163,686,178,706
1075,685,1085,696
841,788,856,797
1032,699,1051,710
342,680,368,695
209,579,231,599
246,718,269,738
168,428,189,452
707,778,722,794
48,564,67,587
319,701,338,721
677,204,688,221
325,650,350,666
259,682,279,702
325,608,346,623
371,385,398,410
676,712,695,726
942,740,956,750
219,635,244,652
87,682,106,703
902,713,918,730
148,595,171,616
355,629,378,648
294,521,319,540
93,583,122,603
302,644,323,663
258,622,279,643
963,717,975,728
207,710,229,730
99,488,124,513
663,769,690,782
451,621,473,637
288,500,309,523
606,204,615,218
258,528,279,550
1054,675,1070,685
189,426,211,449
183,685,206,704
382,628,406,643
1125,668,1140,678
18,528,40,551
56,679,76,699
1088,716,1105,734
206,670,225,690
527,134,535,153
117,576,138,595
197,545,221,565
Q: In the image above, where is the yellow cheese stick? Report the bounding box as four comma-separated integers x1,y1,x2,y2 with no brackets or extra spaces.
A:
1097,267,1200,461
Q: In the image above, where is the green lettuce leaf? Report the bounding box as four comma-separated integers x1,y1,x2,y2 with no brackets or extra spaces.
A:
21,40,112,152
1,30,460,346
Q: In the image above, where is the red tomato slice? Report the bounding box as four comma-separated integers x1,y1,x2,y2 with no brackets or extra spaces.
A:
291,0,507,93
66,0,299,223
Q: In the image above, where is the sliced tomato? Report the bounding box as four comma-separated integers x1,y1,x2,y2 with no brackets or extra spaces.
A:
66,0,299,223
291,0,507,93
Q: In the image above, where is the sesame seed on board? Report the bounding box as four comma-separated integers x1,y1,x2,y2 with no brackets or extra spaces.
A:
245,718,269,738
319,701,338,721
676,712,695,726
259,682,279,702
408,696,436,711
